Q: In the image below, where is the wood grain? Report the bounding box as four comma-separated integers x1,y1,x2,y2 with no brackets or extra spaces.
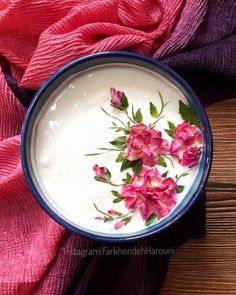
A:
207,98,236,185
160,98,236,294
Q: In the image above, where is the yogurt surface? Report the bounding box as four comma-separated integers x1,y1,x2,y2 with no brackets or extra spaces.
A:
31,64,200,234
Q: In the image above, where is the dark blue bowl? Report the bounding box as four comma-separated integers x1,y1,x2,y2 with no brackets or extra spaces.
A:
21,52,213,243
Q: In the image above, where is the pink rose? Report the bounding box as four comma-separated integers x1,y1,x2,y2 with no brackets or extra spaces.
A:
110,87,123,106
179,147,201,168
121,167,177,220
170,122,202,168
125,124,169,167
93,164,106,177
110,87,128,110
174,122,202,147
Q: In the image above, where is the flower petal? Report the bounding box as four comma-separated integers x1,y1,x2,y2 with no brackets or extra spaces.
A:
114,221,124,230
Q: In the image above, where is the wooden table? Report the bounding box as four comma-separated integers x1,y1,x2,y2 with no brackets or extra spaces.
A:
161,98,236,294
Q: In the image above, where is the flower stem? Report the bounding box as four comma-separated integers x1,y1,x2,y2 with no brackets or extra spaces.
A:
108,180,123,187
93,202,135,221
85,148,120,156
125,109,136,124
97,148,121,151
151,115,165,127
176,169,190,182
93,202,113,220
101,107,127,128
151,92,169,126
163,154,174,168
113,210,135,220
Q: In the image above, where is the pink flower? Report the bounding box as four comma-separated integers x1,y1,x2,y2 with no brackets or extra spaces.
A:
125,124,169,167
93,164,106,178
108,209,118,216
179,147,201,168
95,216,104,220
121,167,177,220
114,221,124,230
170,122,202,168
110,87,123,106
174,122,202,147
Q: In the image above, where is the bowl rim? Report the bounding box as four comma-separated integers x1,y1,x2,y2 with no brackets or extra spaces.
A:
21,51,213,243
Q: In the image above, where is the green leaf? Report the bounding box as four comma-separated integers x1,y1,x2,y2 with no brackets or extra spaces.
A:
109,136,127,150
113,197,123,203
112,122,117,127
176,185,185,193
134,108,143,123
120,159,140,172
132,159,143,176
168,121,176,131
121,93,129,109
164,129,173,138
164,121,176,138
179,100,189,122
115,127,125,133
97,148,120,151
111,190,122,198
116,152,124,163
85,153,102,156
122,216,132,226
149,102,158,118
158,156,167,167
161,171,168,178
145,213,157,226
189,113,199,125
179,100,199,125
94,176,108,183
105,168,111,179
120,159,142,172
122,172,132,184
104,216,113,222
110,136,126,145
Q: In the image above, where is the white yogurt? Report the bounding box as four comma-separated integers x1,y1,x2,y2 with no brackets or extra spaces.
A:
31,64,200,234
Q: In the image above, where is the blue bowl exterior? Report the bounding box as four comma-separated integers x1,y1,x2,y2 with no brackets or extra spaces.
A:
21,52,213,243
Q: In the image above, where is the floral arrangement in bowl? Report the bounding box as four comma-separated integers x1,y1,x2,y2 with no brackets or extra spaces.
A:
86,87,202,230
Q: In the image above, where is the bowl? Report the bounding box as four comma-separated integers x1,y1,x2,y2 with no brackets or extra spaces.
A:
21,52,213,242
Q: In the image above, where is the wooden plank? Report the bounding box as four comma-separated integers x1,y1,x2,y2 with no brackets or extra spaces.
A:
161,191,236,294
161,98,236,294
207,98,236,185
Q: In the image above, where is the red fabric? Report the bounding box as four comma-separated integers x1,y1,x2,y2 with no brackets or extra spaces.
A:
1,0,184,89
0,1,207,294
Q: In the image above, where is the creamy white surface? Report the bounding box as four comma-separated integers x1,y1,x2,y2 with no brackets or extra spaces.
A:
31,64,199,234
